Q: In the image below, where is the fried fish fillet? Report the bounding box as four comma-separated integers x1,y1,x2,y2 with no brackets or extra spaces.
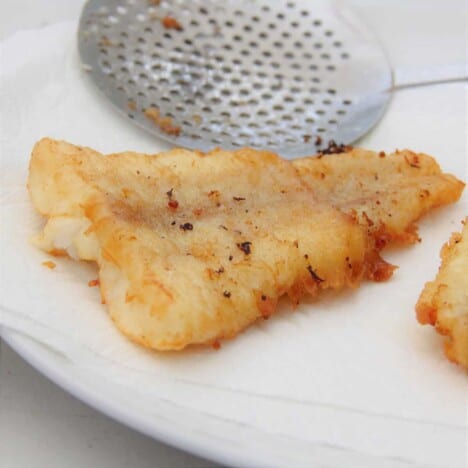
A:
28,139,464,350
416,220,468,368
294,149,464,248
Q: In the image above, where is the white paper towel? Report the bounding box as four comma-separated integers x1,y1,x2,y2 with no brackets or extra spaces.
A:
1,22,467,467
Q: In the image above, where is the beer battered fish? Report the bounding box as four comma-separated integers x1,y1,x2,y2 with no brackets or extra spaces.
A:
294,149,465,248
416,220,468,369
28,139,464,350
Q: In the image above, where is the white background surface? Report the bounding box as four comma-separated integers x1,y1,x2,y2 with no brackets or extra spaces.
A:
0,1,466,468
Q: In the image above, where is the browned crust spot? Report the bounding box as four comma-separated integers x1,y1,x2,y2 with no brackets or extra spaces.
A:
161,16,183,30
144,107,181,137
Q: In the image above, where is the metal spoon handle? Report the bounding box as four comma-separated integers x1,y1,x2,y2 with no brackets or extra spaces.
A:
392,63,467,90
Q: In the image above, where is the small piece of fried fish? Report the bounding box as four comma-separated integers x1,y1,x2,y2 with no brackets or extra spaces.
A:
28,139,464,350
416,219,468,369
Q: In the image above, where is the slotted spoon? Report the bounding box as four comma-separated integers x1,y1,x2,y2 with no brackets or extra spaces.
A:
78,0,393,158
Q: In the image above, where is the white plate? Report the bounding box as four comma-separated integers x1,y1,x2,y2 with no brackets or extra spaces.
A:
1,21,467,468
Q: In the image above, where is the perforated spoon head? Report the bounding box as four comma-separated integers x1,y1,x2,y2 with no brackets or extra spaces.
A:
78,0,392,158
